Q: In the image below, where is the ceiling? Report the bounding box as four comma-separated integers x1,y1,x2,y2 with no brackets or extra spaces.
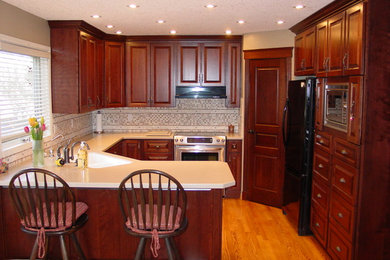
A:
4,0,334,35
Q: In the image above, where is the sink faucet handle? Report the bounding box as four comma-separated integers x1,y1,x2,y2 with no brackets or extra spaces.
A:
65,138,72,147
70,141,81,160
57,145,63,158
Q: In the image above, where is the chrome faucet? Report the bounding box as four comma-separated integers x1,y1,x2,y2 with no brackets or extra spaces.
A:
57,138,72,163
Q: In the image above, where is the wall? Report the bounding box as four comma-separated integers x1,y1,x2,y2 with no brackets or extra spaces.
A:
0,0,93,166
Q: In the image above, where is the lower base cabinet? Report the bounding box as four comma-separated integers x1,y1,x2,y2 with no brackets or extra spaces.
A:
225,140,242,198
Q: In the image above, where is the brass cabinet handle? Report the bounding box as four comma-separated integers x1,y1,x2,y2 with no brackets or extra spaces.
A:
336,246,342,252
341,149,348,155
323,58,327,70
338,212,344,218
317,193,322,199
339,178,346,183
343,53,348,69
315,222,320,227
155,145,161,149
318,163,324,169
319,139,324,144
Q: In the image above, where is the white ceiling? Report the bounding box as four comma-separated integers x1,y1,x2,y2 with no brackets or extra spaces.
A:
4,0,334,35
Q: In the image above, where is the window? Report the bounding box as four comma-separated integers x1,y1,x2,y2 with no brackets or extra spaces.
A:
0,34,51,148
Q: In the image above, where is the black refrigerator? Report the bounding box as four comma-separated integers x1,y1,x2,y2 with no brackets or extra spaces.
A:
282,78,316,236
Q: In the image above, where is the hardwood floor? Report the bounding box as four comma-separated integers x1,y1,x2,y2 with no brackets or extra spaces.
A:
222,199,330,260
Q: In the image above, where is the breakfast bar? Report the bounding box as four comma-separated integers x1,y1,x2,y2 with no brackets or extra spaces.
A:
0,134,235,259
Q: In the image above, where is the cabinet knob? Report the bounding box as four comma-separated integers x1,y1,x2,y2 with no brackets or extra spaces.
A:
232,144,237,149
339,178,346,183
315,222,320,227
340,149,348,155
318,163,324,169
336,246,342,252
337,212,343,218
316,134,322,139
318,139,324,144
155,145,160,149
316,193,322,199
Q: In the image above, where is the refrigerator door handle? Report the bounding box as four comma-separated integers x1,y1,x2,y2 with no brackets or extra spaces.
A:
282,99,289,146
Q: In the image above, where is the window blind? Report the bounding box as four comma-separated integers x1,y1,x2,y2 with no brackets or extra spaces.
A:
0,50,51,142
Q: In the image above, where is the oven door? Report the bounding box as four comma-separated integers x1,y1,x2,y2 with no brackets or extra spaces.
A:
174,146,225,161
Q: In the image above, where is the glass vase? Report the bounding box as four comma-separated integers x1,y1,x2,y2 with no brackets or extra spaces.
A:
32,139,44,167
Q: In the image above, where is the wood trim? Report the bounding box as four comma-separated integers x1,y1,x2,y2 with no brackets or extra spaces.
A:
243,47,293,60
125,35,242,42
48,20,106,39
289,0,363,34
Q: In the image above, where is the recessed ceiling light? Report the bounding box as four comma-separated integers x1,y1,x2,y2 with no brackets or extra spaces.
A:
225,30,232,35
156,20,166,24
91,15,101,19
128,4,139,8
116,30,122,34
106,25,114,29
237,20,246,24
277,20,285,24
294,5,305,9
170,30,176,35
205,4,217,8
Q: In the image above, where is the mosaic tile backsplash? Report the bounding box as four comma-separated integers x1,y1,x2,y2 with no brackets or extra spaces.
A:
93,99,240,133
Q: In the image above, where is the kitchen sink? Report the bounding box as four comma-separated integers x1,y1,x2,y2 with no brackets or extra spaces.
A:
88,152,132,168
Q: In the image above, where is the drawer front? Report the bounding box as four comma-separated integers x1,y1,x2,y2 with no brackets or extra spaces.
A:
315,131,331,152
143,153,173,160
312,177,330,211
328,224,353,260
333,138,360,167
143,140,172,153
311,208,328,248
227,140,242,153
332,158,359,204
313,148,331,182
330,191,355,241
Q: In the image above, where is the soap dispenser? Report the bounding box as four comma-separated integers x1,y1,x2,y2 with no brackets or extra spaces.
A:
77,141,89,168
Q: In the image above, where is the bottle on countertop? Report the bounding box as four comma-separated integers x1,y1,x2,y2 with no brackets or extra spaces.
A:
77,141,89,168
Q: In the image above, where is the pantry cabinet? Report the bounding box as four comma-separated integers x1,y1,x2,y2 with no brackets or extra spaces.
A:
294,26,316,76
105,41,125,107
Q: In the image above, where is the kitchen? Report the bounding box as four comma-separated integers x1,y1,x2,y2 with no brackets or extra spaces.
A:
0,0,388,259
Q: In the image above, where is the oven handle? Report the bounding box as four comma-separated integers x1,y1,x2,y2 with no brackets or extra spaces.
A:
174,146,225,152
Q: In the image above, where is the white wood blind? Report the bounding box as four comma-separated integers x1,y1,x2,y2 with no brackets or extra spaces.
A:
0,50,51,142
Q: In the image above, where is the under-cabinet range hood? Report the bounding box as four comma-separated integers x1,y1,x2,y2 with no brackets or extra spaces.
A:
175,86,226,99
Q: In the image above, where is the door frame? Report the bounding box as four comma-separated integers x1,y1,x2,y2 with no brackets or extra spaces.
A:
242,47,293,201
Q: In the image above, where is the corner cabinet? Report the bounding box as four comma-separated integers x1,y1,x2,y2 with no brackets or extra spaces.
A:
105,41,125,107
225,140,242,198
126,42,175,107
49,21,104,113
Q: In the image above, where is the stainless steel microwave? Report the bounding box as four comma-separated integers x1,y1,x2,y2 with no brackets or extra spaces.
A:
324,83,348,132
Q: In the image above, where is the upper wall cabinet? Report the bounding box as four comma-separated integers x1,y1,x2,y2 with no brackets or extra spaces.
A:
315,3,364,77
177,42,225,86
105,41,125,108
125,42,175,107
294,26,316,76
49,21,104,113
226,42,241,107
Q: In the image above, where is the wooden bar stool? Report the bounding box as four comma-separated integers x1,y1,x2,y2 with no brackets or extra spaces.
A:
8,168,88,260
118,169,188,260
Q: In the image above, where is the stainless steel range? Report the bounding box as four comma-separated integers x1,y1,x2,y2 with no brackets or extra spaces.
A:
174,133,226,161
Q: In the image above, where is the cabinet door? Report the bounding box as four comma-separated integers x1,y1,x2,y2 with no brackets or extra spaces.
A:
226,42,241,107
79,33,95,113
327,12,345,76
96,40,104,109
344,3,364,75
202,43,225,86
347,76,362,145
303,27,316,75
294,33,305,75
123,140,142,159
225,140,242,198
316,21,328,77
105,41,125,107
126,42,150,106
150,43,175,107
105,141,123,155
177,43,201,86
315,78,324,131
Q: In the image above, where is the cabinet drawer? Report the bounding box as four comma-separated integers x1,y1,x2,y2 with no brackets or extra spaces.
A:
332,158,359,204
227,140,242,153
313,147,331,182
311,208,328,248
312,177,330,212
328,224,353,260
334,138,360,167
315,131,332,152
143,153,173,161
143,140,172,153
330,191,355,241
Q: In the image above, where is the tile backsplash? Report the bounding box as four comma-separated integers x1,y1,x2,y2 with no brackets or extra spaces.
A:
93,99,240,133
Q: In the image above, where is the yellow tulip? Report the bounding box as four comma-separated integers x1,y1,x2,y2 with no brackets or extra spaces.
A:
40,117,45,125
28,117,37,127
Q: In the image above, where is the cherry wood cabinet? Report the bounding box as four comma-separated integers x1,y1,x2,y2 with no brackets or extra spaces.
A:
105,141,124,156
314,78,324,131
122,139,142,159
177,42,225,86
225,140,242,198
49,21,104,114
346,76,362,145
226,42,241,107
142,140,173,160
294,26,316,76
126,42,175,107
104,41,125,107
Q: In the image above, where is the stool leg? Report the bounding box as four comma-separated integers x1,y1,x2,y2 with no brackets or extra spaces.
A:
165,237,175,260
70,233,86,260
170,237,181,260
135,237,146,260
59,235,69,260
43,237,50,260
30,237,39,260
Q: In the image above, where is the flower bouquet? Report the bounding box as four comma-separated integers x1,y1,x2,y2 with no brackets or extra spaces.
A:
24,117,46,166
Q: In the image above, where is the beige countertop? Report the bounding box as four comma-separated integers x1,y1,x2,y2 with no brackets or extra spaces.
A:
0,133,236,190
